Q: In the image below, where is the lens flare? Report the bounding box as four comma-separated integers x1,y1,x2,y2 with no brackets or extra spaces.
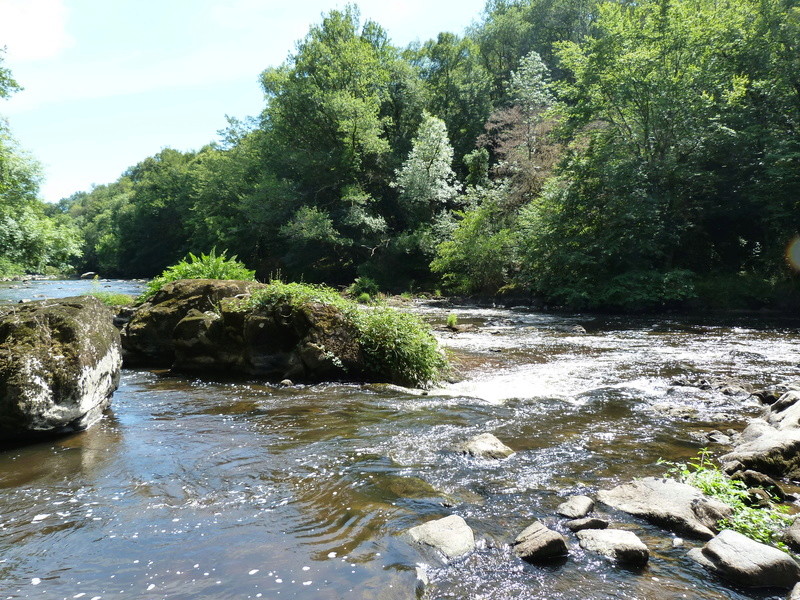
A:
787,237,800,271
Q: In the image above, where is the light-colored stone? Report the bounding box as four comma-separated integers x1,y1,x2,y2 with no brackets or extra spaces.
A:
458,433,515,459
789,581,800,600
557,495,594,518
576,529,649,565
597,477,733,539
690,529,800,588
512,521,568,562
0,297,121,440
406,515,475,560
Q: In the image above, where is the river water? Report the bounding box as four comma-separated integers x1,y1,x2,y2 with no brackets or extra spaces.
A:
1,281,799,600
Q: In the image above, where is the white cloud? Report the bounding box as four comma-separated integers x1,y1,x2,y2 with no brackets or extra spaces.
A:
0,0,73,62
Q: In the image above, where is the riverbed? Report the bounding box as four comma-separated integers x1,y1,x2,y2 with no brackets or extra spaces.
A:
1,281,799,599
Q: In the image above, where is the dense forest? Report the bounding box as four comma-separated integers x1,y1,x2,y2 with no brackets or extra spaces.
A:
2,0,799,310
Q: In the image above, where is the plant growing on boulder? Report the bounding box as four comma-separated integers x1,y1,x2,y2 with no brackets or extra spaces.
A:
139,249,255,302
249,281,446,387
661,450,792,548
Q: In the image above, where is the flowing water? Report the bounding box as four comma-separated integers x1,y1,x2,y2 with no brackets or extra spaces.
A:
1,281,800,600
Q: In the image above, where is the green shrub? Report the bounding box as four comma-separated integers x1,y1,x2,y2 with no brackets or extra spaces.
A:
88,292,135,307
348,276,380,299
661,450,792,548
249,280,446,387
354,307,447,388
138,249,255,302
446,313,458,328
250,280,349,312
357,292,372,304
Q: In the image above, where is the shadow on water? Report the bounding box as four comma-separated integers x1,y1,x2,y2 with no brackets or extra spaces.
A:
1,284,800,599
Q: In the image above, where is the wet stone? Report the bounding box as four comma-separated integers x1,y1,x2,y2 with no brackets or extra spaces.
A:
557,495,594,519
576,529,649,566
565,517,608,532
689,529,800,589
405,515,475,560
512,521,568,562
458,433,515,459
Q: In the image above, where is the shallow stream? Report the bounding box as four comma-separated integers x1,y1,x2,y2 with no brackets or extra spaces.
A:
1,281,799,599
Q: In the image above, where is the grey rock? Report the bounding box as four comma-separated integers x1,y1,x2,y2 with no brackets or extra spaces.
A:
721,427,800,479
785,519,800,552
565,517,609,532
0,297,121,440
690,529,800,588
730,469,786,501
512,521,568,562
790,581,800,600
458,433,515,459
597,477,733,539
406,515,475,560
576,529,649,565
557,495,595,519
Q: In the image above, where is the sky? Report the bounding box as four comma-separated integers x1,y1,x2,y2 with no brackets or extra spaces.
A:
0,0,487,203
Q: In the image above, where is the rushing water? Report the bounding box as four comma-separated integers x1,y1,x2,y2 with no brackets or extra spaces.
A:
1,282,800,600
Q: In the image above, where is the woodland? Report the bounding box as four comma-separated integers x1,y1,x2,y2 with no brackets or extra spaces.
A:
1,0,799,310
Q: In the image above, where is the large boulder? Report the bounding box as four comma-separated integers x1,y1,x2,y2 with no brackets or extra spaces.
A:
597,477,733,539
688,529,800,588
405,515,475,560
122,279,364,382
722,393,800,479
122,279,264,365
512,521,568,562
0,296,121,440
576,529,649,565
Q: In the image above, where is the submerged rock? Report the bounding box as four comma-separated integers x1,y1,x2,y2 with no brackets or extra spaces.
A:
458,433,515,459
597,477,733,539
689,529,800,588
557,495,594,519
0,296,121,440
512,521,568,562
405,515,475,560
576,529,649,565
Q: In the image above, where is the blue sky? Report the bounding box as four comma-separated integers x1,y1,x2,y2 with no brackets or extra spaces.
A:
0,0,487,203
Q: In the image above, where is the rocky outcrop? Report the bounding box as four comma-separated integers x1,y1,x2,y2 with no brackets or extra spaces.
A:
722,392,800,479
405,515,475,560
458,433,515,459
121,279,384,383
557,495,594,519
689,529,800,588
597,478,733,539
122,279,264,365
576,529,649,565
0,296,121,440
512,521,568,562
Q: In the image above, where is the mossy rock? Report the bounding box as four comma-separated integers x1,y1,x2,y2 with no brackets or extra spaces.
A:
0,296,121,440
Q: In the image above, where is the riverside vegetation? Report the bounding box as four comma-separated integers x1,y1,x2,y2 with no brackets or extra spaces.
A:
1,0,798,311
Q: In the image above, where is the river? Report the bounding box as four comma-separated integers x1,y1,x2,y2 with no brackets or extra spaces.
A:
1,280,799,599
